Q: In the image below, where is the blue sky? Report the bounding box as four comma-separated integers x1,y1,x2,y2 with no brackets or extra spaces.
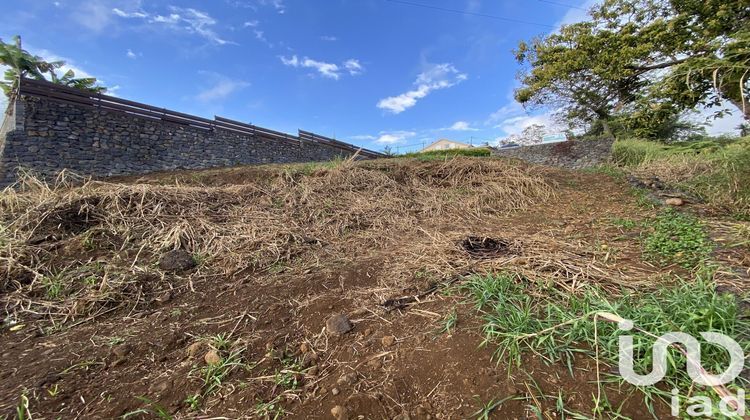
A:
2,0,743,152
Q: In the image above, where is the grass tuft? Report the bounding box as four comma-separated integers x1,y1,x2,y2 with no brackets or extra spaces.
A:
463,268,749,414
642,209,713,268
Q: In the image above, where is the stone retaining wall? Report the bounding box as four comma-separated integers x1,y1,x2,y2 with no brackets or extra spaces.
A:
491,138,614,169
0,94,374,187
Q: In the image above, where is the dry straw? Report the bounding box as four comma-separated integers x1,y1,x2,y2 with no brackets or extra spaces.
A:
0,157,648,325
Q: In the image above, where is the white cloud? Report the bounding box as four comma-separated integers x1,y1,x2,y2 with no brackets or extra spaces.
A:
349,134,377,141
228,0,286,13
259,0,286,14
445,121,478,131
195,74,250,102
126,49,137,59
320,35,338,42
495,113,563,140
73,0,114,32
241,20,273,46
550,0,598,34
280,55,363,80
344,59,363,75
112,7,148,18
252,29,268,43
377,63,467,114
376,130,417,144
112,5,232,45
34,49,97,80
487,102,525,124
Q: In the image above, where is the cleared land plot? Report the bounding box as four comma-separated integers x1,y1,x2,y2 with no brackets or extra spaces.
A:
1,156,747,418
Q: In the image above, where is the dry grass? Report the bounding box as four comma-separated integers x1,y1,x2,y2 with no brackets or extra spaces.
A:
0,158,564,324
630,155,714,184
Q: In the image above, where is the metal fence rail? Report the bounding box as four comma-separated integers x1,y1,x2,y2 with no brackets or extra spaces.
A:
18,78,383,157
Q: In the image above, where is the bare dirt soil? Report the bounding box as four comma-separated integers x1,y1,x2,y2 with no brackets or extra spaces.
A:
0,157,746,418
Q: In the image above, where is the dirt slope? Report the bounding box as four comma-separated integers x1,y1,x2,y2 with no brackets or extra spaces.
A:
0,157,740,418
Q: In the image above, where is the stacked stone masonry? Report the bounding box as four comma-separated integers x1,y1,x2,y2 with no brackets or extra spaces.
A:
491,137,614,169
0,95,372,187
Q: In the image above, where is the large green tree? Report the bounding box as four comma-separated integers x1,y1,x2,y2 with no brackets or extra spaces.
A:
514,0,749,139
0,35,106,99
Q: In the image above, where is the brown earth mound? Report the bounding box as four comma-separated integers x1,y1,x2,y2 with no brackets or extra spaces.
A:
1,157,736,418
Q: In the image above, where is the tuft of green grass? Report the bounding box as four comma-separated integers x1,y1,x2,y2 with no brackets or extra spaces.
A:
191,334,250,397
254,396,287,419
81,230,97,251
41,271,66,300
629,187,658,209
438,309,458,334
642,209,713,268
15,393,31,420
208,333,231,352
400,147,492,160
273,356,303,390
610,217,638,230
197,349,247,396
122,397,172,420
581,164,626,179
184,394,201,411
463,268,749,416
192,252,209,266
471,395,514,420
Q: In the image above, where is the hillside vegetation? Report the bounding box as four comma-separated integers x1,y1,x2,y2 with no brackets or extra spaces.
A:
613,136,750,218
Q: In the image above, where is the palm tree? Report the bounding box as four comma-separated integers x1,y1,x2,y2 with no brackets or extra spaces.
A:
49,68,107,94
0,36,59,96
0,35,106,99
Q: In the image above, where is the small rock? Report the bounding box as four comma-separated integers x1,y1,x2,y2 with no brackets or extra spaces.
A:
300,343,310,354
307,366,319,376
331,405,348,420
301,352,318,368
362,328,373,337
326,314,353,335
111,344,131,358
204,350,222,365
158,249,196,273
155,290,172,303
148,378,171,395
337,372,357,386
331,387,340,396
665,197,684,206
110,357,127,367
367,358,382,369
187,342,203,358
381,335,396,347
349,308,368,317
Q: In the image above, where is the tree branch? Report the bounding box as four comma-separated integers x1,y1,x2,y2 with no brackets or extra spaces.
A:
628,57,692,71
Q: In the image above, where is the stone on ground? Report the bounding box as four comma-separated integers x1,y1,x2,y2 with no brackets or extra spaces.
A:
158,249,196,272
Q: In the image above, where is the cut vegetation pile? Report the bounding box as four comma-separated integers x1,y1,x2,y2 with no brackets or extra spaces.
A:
0,158,554,323
0,155,748,419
